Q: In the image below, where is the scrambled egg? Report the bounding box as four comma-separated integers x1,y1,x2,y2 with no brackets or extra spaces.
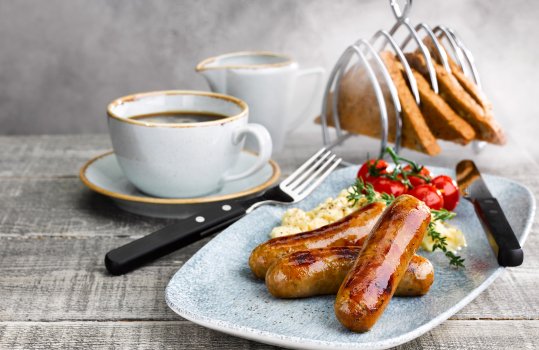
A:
422,219,467,252
270,188,466,253
270,188,365,238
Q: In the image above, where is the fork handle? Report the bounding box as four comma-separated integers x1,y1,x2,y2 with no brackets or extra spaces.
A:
105,202,248,275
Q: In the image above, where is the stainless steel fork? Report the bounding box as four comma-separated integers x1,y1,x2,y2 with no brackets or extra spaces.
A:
105,148,342,275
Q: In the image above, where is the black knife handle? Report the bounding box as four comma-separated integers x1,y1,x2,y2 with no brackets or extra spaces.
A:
105,202,247,275
473,197,524,267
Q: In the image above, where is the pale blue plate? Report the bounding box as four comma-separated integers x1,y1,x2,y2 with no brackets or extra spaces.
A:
165,166,535,349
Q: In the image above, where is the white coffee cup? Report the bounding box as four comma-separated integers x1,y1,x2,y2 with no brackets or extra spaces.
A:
196,51,324,153
107,90,272,198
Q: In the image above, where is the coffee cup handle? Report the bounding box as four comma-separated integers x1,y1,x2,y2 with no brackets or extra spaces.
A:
222,124,273,182
288,67,325,132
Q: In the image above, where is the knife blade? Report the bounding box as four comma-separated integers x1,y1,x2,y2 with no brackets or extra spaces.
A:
456,160,523,267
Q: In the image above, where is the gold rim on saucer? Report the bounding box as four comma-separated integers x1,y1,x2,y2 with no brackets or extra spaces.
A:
107,90,249,128
79,151,281,205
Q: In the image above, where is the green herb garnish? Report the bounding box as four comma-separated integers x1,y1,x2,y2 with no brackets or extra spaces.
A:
347,178,377,206
347,178,395,207
380,192,396,206
429,209,465,268
432,208,456,222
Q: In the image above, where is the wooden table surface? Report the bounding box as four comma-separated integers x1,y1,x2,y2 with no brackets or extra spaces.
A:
0,133,538,349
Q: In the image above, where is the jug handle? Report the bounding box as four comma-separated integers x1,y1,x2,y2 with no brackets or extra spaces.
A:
288,67,325,132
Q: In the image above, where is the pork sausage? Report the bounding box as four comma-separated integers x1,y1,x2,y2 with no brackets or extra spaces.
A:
334,195,430,332
249,202,386,279
265,247,433,298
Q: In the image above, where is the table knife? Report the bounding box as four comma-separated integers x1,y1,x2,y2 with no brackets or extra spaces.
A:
456,160,523,267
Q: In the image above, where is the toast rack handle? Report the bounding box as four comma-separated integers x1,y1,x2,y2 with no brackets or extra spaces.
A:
390,0,412,20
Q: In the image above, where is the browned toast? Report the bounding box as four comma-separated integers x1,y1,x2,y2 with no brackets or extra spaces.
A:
410,67,476,144
422,38,491,111
317,54,441,155
379,52,440,155
405,52,505,144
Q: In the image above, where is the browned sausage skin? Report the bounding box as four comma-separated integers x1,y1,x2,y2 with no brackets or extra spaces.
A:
248,202,386,279
396,254,434,296
265,247,434,298
266,247,358,298
334,195,430,332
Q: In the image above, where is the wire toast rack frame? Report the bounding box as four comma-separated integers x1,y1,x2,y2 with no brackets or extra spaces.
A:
319,0,485,164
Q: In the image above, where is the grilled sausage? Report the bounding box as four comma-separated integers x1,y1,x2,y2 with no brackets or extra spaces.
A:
396,254,435,296
265,247,434,298
334,195,430,332
249,202,386,279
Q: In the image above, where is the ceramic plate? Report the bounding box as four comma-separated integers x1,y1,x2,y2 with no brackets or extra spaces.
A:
79,151,280,218
165,166,535,349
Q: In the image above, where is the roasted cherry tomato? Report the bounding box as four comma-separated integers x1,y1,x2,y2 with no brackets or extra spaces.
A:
432,175,460,211
407,184,444,210
403,165,431,188
370,177,407,197
357,159,388,181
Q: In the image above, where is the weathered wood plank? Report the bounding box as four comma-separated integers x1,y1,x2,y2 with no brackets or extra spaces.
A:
0,321,279,350
0,178,175,237
0,236,209,322
1,133,538,179
398,320,539,349
0,234,538,322
0,320,537,350
0,134,111,178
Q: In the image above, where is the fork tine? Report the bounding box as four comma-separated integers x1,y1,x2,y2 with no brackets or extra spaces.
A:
280,148,327,187
286,150,332,190
293,154,338,194
297,157,342,198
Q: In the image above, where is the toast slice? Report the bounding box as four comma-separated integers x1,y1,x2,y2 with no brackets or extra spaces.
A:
317,53,441,156
405,52,505,144
422,38,491,111
410,67,476,144
378,52,441,155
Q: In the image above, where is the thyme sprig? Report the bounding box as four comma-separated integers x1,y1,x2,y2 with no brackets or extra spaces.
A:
380,192,396,206
429,209,465,268
347,178,395,206
432,208,456,222
347,178,377,206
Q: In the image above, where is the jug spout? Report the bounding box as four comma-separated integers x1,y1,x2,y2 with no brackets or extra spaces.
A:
196,58,227,93
196,52,295,94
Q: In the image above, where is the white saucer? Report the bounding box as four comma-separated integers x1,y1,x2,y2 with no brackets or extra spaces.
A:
79,151,280,218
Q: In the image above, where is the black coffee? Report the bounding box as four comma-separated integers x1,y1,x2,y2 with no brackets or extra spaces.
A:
131,111,228,124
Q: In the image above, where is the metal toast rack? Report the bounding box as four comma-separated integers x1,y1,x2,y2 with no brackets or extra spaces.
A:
319,0,485,163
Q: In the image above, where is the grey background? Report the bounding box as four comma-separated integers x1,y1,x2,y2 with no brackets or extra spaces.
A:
0,0,537,159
